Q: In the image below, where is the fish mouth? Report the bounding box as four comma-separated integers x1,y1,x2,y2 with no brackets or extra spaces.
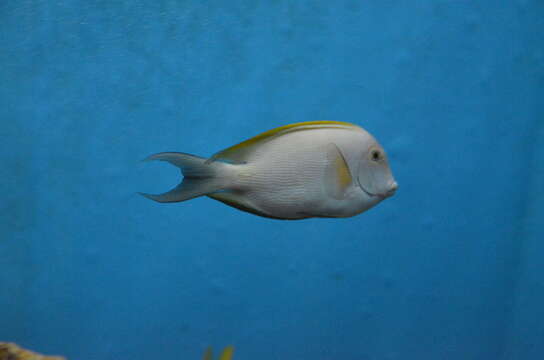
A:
387,181,398,197
358,178,398,199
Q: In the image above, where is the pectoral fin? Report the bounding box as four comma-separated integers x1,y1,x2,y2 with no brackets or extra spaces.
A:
324,143,353,200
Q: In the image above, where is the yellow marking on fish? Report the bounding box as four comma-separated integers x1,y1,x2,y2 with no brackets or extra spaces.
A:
335,152,352,189
209,121,360,164
324,143,353,200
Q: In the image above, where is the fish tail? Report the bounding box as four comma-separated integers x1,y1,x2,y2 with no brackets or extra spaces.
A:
139,152,229,203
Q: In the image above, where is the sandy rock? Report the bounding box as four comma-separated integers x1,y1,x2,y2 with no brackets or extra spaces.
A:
0,343,65,360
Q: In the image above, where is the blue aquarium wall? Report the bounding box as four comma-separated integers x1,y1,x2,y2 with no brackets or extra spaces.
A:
1,1,543,359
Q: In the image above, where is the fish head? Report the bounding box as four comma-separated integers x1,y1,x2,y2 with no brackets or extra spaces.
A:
356,140,397,199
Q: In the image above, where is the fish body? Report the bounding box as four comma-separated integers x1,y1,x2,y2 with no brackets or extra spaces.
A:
141,121,397,220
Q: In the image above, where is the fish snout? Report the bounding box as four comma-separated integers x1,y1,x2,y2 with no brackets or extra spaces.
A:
385,181,398,197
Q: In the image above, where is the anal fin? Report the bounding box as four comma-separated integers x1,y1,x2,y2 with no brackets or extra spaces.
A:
208,192,292,220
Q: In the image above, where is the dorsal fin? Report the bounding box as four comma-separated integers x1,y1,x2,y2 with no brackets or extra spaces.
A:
206,121,359,164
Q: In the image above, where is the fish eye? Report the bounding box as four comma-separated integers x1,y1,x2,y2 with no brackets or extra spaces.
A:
370,149,381,162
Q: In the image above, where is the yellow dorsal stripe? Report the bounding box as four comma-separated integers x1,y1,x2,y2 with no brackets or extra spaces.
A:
208,121,359,164
219,346,234,360
224,121,357,154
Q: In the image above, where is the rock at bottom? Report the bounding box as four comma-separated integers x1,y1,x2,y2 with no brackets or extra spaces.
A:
0,343,65,360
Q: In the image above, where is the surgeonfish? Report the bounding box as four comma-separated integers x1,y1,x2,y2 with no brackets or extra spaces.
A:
141,121,397,220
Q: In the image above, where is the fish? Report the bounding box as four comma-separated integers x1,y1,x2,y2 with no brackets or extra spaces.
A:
141,121,397,220
202,346,234,360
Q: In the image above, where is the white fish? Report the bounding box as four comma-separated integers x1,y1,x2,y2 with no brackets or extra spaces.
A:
141,121,397,220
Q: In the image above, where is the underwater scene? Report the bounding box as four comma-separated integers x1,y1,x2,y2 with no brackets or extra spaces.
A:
1,1,543,359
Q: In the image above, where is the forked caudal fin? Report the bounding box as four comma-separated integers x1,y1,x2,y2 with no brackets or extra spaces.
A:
139,152,224,203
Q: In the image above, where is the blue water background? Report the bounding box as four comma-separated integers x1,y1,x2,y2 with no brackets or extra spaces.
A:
1,1,543,359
